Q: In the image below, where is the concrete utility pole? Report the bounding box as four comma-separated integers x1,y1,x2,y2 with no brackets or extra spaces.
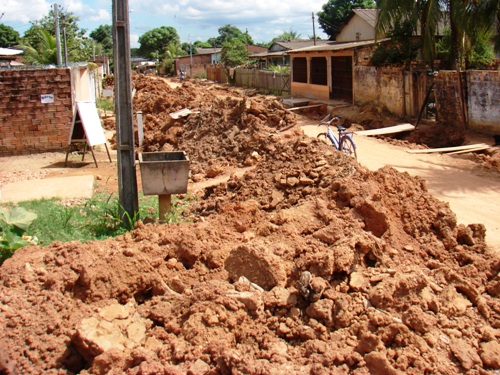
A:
61,15,68,66
312,12,316,45
112,0,139,229
189,33,193,76
54,4,63,66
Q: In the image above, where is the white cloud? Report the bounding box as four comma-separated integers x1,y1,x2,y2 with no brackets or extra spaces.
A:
2,0,328,46
1,0,51,28
129,0,327,42
130,33,140,48
89,9,111,23
66,0,110,23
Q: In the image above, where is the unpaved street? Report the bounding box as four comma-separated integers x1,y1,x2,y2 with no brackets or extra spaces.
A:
302,124,500,251
2,77,500,374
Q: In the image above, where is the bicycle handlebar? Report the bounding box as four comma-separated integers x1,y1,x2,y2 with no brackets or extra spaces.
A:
319,114,342,126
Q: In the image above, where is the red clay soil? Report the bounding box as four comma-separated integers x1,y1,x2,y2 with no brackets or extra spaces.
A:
1,77,499,375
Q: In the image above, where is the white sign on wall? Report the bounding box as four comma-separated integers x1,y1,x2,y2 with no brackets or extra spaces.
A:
40,94,54,104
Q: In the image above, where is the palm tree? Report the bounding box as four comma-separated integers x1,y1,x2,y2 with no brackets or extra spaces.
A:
272,28,302,42
18,27,58,65
375,0,498,69
161,42,186,76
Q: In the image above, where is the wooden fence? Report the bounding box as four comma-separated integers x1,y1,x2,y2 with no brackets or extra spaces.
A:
207,66,290,94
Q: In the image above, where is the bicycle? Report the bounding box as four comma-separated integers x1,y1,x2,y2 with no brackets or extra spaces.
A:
317,114,357,159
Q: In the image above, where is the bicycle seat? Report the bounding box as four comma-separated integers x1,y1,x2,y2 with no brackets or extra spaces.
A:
336,125,347,131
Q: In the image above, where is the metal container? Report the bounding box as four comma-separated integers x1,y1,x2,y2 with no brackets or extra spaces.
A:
138,151,189,195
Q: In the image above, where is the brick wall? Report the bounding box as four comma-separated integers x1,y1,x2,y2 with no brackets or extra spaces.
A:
0,67,73,156
434,70,466,129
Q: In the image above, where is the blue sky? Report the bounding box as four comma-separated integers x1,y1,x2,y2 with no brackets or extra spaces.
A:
1,0,329,47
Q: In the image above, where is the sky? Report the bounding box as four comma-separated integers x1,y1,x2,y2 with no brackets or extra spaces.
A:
1,0,329,48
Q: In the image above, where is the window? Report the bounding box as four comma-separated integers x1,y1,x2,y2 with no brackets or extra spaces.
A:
311,57,327,85
292,57,307,83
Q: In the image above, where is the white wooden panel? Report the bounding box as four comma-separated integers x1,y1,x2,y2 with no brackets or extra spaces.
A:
76,101,107,146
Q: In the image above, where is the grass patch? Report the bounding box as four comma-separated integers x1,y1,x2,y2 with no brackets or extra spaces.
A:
96,97,114,112
1,193,191,249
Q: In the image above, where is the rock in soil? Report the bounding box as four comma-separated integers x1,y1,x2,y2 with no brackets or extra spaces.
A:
1,76,499,375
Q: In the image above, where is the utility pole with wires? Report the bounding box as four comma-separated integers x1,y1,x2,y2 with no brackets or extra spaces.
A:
60,12,68,66
189,33,193,76
312,12,316,45
112,0,139,229
54,4,63,66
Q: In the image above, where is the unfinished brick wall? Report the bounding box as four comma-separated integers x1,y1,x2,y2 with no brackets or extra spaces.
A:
0,67,73,156
433,70,466,129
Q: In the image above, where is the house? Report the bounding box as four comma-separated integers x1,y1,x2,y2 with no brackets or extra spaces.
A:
284,9,388,103
288,39,383,102
249,39,330,68
335,9,379,42
175,47,221,77
176,45,268,77
0,47,24,68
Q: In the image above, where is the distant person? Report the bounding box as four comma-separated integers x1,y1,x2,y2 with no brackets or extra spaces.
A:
180,70,185,82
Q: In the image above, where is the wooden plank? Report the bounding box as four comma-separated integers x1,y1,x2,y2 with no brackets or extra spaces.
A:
446,145,491,155
407,143,489,154
282,98,310,107
288,104,324,111
355,124,415,136
170,108,191,119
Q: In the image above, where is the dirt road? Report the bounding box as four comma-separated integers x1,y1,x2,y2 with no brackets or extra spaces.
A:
2,78,500,374
302,124,500,251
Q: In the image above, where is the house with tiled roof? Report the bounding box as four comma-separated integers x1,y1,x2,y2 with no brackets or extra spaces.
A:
175,45,267,77
283,9,386,103
335,9,379,42
249,39,330,68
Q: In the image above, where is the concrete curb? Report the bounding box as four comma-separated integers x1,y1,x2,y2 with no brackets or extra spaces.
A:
0,175,95,203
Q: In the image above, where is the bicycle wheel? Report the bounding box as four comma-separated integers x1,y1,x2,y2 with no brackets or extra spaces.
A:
340,135,357,159
317,133,339,148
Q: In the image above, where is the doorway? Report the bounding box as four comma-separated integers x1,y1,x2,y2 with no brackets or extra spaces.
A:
331,56,353,102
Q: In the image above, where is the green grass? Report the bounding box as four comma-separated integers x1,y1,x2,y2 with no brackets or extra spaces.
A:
1,193,191,249
96,97,114,112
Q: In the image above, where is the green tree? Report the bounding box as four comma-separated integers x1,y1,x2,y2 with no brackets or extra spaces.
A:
138,26,180,60
89,24,113,56
0,24,20,47
220,37,249,83
317,0,376,40
370,18,420,68
437,27,495,69
18,27,58,65
212,25,254,47
22,7,91,64
160,41,186,76
181,42,195,56
221,38,249,67
193,40,212,48
375,0,498,69
271,28,301,43
24,7,86,46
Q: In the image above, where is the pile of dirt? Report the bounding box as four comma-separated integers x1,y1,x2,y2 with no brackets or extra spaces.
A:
461,147,500,175
1,119,499,374
129,76,296,180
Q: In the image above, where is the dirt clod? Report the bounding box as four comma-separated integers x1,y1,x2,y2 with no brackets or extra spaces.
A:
1,76,499,374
